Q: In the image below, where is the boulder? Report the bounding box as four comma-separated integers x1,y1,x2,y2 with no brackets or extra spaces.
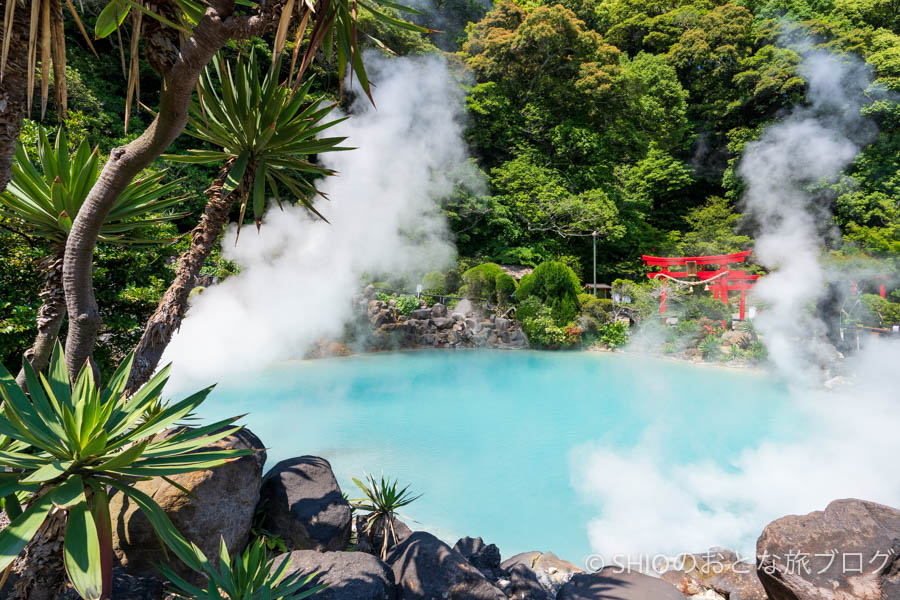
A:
501,551,581,594
386,531,506,600
454,536,501,571
273,550,398,600
431,317,454,329
721,330,748,347
258,456,351,552
556,568,687,600
498,564,553,600
109,428,265,578
411,308,432,320
432,303,448,318
756,498,900,600
355,513,412,557
678,549,767,600
57,568,165,600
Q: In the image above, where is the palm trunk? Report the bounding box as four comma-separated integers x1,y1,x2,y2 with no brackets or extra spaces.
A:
126,165,246,393
15,249,66,389
11,506,67,600
0,0,30,195
61,0,277,379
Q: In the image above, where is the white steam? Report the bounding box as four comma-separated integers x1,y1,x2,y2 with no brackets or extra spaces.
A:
741,50,877,379
572,48,900,562
163,53,475,392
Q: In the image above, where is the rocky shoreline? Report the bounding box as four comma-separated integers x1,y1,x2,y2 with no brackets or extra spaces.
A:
18,426,897,600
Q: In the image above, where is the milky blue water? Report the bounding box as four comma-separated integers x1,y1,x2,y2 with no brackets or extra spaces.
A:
200,350,795,564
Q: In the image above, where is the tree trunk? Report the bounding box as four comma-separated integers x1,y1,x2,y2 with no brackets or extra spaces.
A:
15,249,66,389
0,0,30,195
11,507,67,600
61,0,278,379
126,166,244,393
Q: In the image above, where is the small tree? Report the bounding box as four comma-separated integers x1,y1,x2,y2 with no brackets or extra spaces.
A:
514,261,581,324
0,344,249,599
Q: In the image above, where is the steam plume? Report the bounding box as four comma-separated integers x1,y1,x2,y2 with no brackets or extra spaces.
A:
163,52,477,392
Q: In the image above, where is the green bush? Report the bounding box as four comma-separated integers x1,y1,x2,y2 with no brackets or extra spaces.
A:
462,263,505,302
581,297,614,324
860,294,900,327
521,312,569,349
422,271,447,295
577,293,594,306
680,294,729,322
514,261,581,325
699,334,721,360
495,272,517,305
395,295,420,315
598,321,629,349
515,296,544,322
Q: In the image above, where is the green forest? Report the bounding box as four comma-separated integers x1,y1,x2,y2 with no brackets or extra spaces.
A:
2,0,899,369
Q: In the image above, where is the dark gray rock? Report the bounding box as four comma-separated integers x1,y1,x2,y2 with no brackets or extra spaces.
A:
109,427,265,579
432,303,448,317
411,308,432,320
386,531,506,600
454,536,501,570
355,513,412,557
273,550,398,600
756,498,900,600
500,551,581,593
258,456,351,552
431,317,454,329
501,563,552,600
56,569,165,600
557,568,686,600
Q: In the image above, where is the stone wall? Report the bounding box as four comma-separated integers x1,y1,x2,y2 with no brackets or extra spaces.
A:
360,288,528,351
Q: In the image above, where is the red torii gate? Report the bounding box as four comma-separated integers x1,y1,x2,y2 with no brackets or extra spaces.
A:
642,251,760,320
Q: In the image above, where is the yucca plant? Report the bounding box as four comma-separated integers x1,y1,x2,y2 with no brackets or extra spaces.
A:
126,50,349,394
351,473,421,560
0,126,184,386
160,537,324,600
0,343,250,599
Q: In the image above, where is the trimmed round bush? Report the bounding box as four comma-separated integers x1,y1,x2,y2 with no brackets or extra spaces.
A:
514,261,581,325
462,263,505,302
495,272,517,305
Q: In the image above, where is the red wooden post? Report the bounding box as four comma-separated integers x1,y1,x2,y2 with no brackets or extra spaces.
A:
660,284,667,315
739,289,746,320
880,283,886,298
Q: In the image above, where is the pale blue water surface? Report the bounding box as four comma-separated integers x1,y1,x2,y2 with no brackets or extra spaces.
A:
199,350,795,564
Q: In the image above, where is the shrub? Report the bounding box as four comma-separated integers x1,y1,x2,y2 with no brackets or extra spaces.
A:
581,297,614,324
0,345,248,599
699,334,722,360
515,296,544,322
422,271,447,295
747,340,768,362
161,538,323,599
351,473,421,560
681,294,729,322
462,263,505,302
395,295,420,316
514,261,581,325
495,273,517,305
521,314,569,349
598,321,629,349
860,293,900,327
577,293,594,306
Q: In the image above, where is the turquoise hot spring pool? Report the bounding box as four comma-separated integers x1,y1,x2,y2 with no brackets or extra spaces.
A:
196,350,798,565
